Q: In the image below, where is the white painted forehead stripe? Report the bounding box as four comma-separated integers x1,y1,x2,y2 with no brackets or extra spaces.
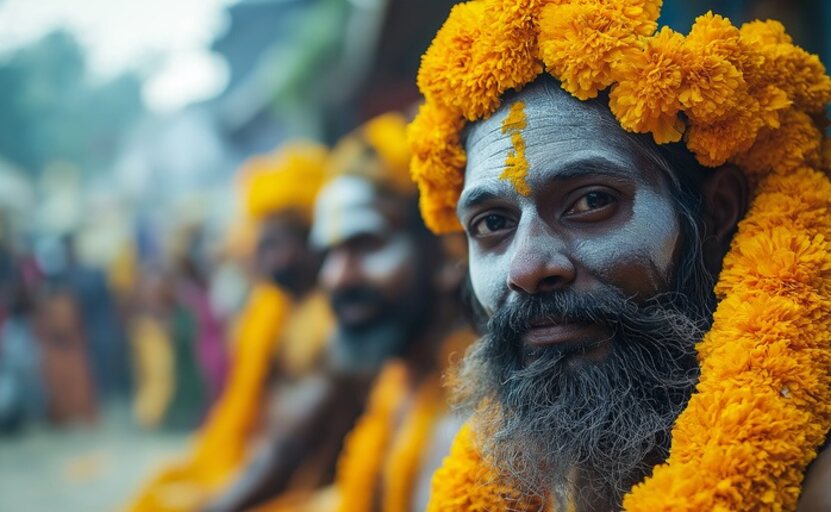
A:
311,175,391,249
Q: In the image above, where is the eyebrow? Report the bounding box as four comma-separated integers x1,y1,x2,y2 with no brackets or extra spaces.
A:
457,188,502,216
457,156,637,215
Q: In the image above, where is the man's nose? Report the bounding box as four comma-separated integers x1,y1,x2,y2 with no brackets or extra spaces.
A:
507,226,576,295
319,250,361,292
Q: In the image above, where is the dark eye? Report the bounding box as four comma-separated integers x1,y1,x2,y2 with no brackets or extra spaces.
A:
470,213,516,237
566,191,616,217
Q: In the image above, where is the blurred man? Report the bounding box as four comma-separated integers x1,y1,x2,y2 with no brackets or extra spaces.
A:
0,247,45,433
209,113,472,512
129,141,330,512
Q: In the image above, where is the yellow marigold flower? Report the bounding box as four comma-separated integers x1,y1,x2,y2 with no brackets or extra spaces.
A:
417,2,486,115
361,112,416,195
538,0,659,100
755,84,792,129
678,52,744,124
609,27,688,143
740,20,831,114
426,424,544,512
241,141,328,221
687,12,765,85
733,109,823,176
407,103,466,233
685,93,763,167
418,0,542,121
740,19,792,47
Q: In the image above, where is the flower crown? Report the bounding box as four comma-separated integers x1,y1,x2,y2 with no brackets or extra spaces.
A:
327,112,417,197
408,0,831,234
241,141,328,221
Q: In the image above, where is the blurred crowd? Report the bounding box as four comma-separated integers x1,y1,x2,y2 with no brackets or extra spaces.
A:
0,214,245,433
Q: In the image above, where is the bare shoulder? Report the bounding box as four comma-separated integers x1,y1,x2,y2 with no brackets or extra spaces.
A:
798,444,831,511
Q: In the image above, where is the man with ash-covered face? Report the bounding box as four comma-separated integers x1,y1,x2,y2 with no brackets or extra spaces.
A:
454,78,724,510
410,2,831,511
210,114,471,512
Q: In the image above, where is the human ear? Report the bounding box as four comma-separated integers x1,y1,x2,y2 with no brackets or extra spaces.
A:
700,164,748,267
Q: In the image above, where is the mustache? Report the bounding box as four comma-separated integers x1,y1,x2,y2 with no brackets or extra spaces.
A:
330,286,387,312
455,288,706,500
488,288,707,349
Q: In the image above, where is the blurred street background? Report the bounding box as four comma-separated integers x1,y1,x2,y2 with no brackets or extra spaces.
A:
0,1,828,510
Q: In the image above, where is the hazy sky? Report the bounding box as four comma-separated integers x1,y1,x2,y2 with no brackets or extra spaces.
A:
0,0,235,112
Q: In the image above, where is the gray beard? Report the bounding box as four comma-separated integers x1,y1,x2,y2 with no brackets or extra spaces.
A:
453,289,706,509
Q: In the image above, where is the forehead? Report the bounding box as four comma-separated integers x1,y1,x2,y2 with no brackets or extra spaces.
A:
310,175,392,249
463,81,663,198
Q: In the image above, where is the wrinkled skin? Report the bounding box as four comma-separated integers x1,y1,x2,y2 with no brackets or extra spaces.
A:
454,77,831,510
460,81,688,367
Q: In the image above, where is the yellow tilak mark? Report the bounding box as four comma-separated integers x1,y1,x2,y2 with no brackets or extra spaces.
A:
499,101,530,196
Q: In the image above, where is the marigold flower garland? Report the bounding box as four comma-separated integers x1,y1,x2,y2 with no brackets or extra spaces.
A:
410,0,831,510
335,329,474,512
410,0,831,234
129,284,293,511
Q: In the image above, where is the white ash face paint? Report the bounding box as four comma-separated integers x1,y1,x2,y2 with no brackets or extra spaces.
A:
460,78,683,314
311,174,418,283
311,175,390,250
359,233,416,281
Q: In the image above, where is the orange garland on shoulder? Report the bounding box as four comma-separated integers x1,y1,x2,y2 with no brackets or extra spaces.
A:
336,329,475,512
410,1,831,510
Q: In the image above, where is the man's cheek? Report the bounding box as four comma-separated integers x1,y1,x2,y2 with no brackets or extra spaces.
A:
468,250,506,316
358,236,415,284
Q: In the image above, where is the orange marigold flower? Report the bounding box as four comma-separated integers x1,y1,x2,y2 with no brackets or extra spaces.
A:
740,20,831,113
733,109,823,176
740,19,792,47
362,112,416,195
426,424,543,512
685,93,763,167
754,84,792,129
688,12,765,84
678,52,744,124
417,2,487,116
468,0,543,117
538,0,658,100
407,103,466,233
609,27,688,143
418,0,542,121
241,141,328,221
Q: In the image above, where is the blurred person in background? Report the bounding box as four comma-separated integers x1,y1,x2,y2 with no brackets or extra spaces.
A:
35,278,97,426
129,266,177,429
170,223,229,407
57,233,130,404
0,244,46,433
129,141,330,512
213,113,473,512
